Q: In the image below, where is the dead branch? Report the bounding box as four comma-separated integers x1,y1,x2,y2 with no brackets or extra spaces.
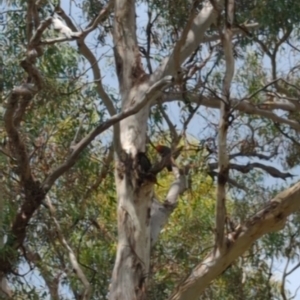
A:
232,163,293,179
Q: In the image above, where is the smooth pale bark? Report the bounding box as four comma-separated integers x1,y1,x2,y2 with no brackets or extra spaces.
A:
110,0,153,299
150,167,188,245
110,176,153,299
110,2,224,299
169,181,300,299
152,0,222,82
119,83,151,155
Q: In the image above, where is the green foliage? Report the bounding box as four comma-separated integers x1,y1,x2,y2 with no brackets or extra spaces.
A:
1,0,300,299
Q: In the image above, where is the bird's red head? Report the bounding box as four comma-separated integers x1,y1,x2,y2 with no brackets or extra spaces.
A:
155,144,164,152
155,144,171,155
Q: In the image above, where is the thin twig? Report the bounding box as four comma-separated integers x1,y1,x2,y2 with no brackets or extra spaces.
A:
45,196,92,300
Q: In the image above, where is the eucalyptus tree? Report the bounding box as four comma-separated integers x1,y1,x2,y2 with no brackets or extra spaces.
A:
1,0,300,299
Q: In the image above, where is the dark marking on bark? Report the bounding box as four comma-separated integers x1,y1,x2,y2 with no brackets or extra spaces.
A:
121,209,129,226
146,207,151,226
134,262,147,299
118,150,138,188
131,63,143,80
116,161,125,180
229,225,243,242
221,263,232,275
131,152,157,189
137,152,152,173
113,46,123,83
275,212,284,221
217,171,228,185
225,237,232,249
227,113,235,126
130,47,146,86
222,105,232,131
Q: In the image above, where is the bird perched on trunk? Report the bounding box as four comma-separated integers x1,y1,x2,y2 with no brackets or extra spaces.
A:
137,152,152,173
136,152,162,186
155,145,183,172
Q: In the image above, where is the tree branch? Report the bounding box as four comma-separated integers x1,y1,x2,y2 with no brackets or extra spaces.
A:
0,12,51,275
82,0,114,38
45,196,91,300
202,22,259,43
152,0,221,81
162,93,300,132
159,105,179,143
54,7,116,117
25,249,60,300
173,2,200,75
215,0,235,250
208,162,293,179
229,150,278,161
42,76,174,192
4,87,35,184
150,166,189,245
169,180,300,299
113,0,144,93
26,1,35,42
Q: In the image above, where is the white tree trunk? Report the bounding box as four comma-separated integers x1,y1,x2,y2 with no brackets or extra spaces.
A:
109,1,222,299
109,0,153,298
110,172,153,299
